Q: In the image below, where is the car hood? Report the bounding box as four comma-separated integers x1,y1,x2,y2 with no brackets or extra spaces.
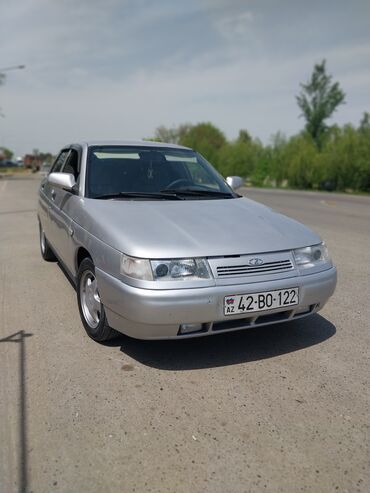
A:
73,197,321,258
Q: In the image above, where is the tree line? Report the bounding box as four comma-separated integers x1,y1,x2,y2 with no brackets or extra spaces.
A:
147,61,370,193
2,61,369,191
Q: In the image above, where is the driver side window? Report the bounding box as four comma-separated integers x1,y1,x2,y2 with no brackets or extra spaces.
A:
51,150,70,173
61,149,79,180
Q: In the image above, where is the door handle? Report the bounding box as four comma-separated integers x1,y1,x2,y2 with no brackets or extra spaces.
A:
51,189,56,200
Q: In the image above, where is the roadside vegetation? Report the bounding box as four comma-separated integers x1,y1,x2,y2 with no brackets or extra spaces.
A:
0,166,30,174
147,61,370,193
1,61,369,192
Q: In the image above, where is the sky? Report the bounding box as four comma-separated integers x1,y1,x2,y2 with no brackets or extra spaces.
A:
0,0,369,157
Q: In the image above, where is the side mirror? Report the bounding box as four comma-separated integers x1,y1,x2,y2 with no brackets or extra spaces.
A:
226,176,244,191
48,172,76,192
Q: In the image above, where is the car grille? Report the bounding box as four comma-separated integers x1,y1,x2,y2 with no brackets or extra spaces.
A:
216,259,294,278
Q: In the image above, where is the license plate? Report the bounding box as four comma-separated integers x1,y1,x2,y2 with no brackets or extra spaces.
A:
224,288,299,316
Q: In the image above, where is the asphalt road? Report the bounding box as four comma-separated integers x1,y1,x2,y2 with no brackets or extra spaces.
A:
1,176,369,493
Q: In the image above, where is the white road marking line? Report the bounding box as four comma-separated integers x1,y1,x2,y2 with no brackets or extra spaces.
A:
0,180,8,193
320,199,336,206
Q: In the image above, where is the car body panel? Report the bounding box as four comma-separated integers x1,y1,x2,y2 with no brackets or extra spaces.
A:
67,196,321,259
95,265,337,339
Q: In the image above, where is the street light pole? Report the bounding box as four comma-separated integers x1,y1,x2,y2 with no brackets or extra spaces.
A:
0,65,26,73
0,64,25,87
0,64,26,84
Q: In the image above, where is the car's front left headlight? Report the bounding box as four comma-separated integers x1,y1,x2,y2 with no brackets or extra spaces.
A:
120,254,212,281
293,243,331,271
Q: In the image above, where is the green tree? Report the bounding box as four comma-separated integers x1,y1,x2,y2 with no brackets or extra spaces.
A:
296,60,345,147
179,122,227,164
217,139,262,178
154,125,177,143
237,129,252,144
143,117,370,192
153,124,192,144
283,134,320,189
321,124,370,191
250,149,272,187
268,132,288,186
0,146,14,159
359,111,370,133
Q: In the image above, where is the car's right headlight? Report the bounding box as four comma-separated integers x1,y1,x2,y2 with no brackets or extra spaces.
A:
120,254,212,281
150,258,212,281
293,243,332,271
120,254,153,280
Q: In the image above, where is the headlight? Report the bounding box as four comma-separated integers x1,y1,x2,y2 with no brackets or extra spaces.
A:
120,254,212,281
293,243,331,267
151,258,212,281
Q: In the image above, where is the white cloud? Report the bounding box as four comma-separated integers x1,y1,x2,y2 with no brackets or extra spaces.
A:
214,10,254,39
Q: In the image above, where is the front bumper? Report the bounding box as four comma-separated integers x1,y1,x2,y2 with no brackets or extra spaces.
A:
96,267,337,339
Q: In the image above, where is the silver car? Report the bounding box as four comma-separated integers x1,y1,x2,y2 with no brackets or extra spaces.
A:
38,141,337,342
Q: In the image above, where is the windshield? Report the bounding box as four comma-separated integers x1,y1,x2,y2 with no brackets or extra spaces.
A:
86,146,236,199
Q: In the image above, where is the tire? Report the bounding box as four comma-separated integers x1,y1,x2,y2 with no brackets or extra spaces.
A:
39,222,57,261
77,258,117,342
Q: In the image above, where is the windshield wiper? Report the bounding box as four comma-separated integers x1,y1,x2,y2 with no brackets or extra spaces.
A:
161,188,235,198
93,191,183,200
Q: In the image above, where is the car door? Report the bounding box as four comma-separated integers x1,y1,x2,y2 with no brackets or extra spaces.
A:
48,147,81,273
40,149,70,246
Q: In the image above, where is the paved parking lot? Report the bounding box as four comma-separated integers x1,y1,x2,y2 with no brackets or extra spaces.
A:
1,176,369,493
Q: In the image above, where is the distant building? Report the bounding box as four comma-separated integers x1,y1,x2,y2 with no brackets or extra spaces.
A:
23,154,42,170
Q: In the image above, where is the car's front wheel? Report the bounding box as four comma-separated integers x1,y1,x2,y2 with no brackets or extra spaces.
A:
77,258,117,342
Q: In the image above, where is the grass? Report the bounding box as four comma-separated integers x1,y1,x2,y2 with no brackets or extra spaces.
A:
0,167,32,174
246,182,370,196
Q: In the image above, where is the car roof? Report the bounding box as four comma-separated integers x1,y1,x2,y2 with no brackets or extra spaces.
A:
66,140,191,151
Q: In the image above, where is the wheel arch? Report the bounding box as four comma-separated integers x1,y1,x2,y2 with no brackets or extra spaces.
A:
76,247,92,272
